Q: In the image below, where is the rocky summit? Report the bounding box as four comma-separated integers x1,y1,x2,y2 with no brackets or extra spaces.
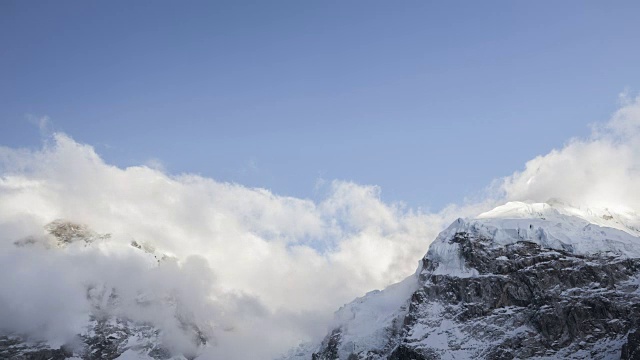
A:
295,202,640,360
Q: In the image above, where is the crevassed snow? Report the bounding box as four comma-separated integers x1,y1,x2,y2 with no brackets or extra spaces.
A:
425,202,640,278
477,201,640,237
284,201,640,359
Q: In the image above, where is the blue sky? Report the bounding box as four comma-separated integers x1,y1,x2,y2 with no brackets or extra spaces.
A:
2,1,640,210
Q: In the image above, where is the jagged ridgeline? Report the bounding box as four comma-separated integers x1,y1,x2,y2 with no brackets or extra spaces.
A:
12,219,111,248
5,202,640,360
287,202,640,360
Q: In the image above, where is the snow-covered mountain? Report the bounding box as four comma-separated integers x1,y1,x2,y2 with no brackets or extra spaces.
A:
289,201,640,360
5,201,640,359
1,220,203,360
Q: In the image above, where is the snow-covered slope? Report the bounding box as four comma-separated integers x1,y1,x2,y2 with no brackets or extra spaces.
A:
300,201,640,360
427,201,640,278
6,202,640,359
478,201,640,237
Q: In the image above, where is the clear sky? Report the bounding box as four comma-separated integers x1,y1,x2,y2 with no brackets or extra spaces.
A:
2,1,640,209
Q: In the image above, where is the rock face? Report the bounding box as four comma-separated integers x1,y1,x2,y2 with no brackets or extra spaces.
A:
0,289,206,360
0,315,187,360
307,202,640,360
0,336,72,360
621,330,640,360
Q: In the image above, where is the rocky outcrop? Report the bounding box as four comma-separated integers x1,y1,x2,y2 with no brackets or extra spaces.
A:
0,336,72,360
622,330,640,360
0,317,172,360
311,227,640,359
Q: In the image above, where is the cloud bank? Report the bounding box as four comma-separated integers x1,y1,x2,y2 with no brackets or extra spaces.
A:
502,94,640,212
0,133,469,359
1,96,640,358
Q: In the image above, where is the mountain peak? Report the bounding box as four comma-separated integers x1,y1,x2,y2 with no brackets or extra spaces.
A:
477,201,640,235
302,201,640,360
427,201,640,270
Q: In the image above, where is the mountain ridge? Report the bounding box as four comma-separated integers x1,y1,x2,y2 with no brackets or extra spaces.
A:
4,202,640,359
289,201,640,360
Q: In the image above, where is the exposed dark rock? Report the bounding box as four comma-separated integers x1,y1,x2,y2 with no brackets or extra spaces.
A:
0,336,72,360
622,330,640,360
388,345,432,360
0,314,199,359
312,231,640,359
313,329,342,360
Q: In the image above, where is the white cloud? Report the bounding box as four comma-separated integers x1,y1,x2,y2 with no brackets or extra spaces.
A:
0,133,470,359
501,95,640,212
2,95,640,358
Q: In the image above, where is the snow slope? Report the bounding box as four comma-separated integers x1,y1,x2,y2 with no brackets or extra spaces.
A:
298,201,640,360
426,201,640,278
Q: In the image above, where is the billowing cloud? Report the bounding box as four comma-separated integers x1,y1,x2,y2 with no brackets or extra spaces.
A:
1,95,640,358
501,95,640,213
0,134,470,359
